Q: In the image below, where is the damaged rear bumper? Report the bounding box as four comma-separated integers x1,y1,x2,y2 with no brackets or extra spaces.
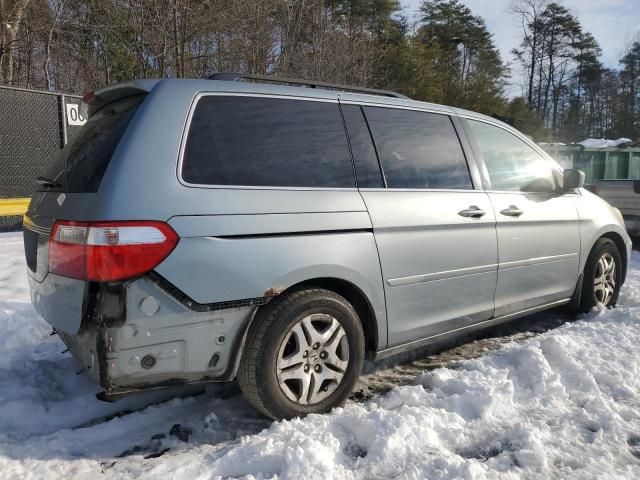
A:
43,275,259,396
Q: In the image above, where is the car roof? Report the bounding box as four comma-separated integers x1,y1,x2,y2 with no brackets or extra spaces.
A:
93,77,512,130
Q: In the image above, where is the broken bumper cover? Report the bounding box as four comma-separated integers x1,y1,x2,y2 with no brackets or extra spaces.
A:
54,275,257,395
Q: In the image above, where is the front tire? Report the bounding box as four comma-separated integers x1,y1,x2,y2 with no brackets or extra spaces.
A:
579,238,622,312
237,288,365,420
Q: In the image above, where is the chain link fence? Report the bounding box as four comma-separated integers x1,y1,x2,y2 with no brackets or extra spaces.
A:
0,217,22,232
0,86,83,232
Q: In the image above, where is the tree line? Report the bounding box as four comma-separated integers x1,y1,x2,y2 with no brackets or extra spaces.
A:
0,0,638,142
510,0,639,142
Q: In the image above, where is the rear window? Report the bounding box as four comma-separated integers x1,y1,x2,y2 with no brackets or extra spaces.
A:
365,107,472,190
40,95,144,193
181,96,355,188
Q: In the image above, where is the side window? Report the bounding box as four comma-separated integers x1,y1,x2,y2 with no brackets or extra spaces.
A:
182,96,355,188
467,120,557,193
364,107,472,190
341,104,384,188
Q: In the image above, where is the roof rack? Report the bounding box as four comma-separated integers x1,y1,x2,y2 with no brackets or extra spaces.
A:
207,72,410,99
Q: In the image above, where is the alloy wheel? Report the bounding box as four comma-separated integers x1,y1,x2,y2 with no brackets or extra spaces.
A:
594,252,616,307
276,313,349,405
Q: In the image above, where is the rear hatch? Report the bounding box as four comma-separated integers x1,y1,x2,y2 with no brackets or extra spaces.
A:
24,93,147,333
24,93,145,281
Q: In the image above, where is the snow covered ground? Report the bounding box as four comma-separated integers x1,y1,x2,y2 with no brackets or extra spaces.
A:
2,232,640,479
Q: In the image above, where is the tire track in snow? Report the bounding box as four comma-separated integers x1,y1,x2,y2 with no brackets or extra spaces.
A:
84,309,573,467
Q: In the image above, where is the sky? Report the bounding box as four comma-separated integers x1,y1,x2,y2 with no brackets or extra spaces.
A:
400,0,640,96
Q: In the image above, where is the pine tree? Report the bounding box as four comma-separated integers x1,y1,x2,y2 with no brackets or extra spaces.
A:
619,41,640,141
414,0,507,114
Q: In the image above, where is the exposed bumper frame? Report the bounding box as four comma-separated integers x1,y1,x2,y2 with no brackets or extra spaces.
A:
52,274,266,398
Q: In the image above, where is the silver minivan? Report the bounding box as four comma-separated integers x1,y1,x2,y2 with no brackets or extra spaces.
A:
24,74,631,419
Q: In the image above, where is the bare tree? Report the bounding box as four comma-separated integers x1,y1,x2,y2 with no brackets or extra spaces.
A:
43,0,64,90
0,0,33,84
510,0,549,105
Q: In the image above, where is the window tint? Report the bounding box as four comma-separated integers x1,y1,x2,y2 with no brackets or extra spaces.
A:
341,104,384,188
364,107,472,189
182,96,355,188
468,120,557,193
41,95,144,193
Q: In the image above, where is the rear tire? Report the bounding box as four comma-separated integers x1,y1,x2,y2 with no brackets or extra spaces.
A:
578,238,622,312
237,288,365,420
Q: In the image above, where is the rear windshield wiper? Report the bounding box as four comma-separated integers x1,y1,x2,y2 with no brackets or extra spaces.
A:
37,176,61,188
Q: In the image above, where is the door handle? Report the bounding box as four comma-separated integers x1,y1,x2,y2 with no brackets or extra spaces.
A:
500,205,524,217
458,205,486,218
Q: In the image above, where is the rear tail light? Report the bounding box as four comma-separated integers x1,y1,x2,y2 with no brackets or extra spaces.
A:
49,220,178,282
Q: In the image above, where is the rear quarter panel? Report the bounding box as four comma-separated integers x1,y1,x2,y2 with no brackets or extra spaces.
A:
156,213,388,349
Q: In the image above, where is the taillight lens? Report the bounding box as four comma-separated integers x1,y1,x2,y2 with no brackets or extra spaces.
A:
49,220,178,281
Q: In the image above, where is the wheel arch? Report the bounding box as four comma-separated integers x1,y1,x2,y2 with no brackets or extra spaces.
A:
570,231,628,312
277,277,379,359
597,231,628,283
231,276,381,379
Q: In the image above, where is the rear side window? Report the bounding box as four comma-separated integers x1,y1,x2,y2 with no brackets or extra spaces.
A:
41,95,143,193
182,96,355,188
364,107,472,190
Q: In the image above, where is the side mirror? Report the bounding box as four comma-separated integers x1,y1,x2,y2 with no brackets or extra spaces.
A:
563,169,585,191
